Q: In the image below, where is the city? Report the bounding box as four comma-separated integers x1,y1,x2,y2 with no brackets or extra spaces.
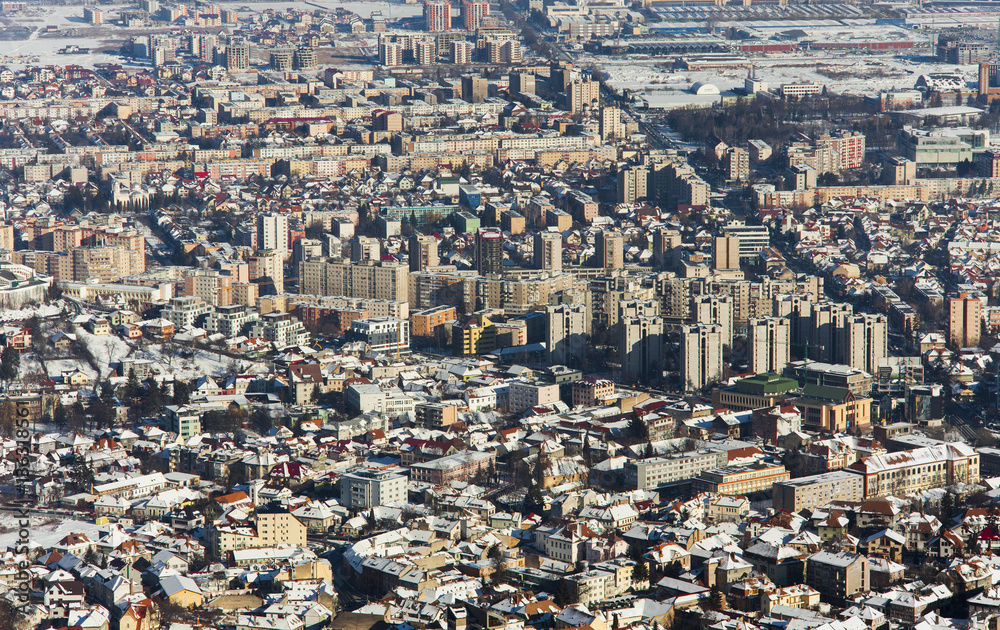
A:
4,0,1000,630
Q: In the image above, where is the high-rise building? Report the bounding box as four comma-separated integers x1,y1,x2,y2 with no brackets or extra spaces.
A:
774,293,814,358
547,304,587,368
249,249,284,295
712,235,740,271
225,37,250,72
409,234,439,272
810,302,853,364
621,316,664,383
83,6,103,24
293,47,316,69
550,63,574,93
256,213,289,260
486,39,521,64
842,313,887,375
462,0,489,30
475,227,504,275
461,75,488,103
681,323,723,392
567,80,599,114
451,40,473,64
595,230,624,270
600,105,625,142
414,40,436,65
652,228,681,269
424,0,452,31
693,295,734,349
950,292,982,349
379,41,403,66
722,147,750,182
299,258,408,303
351,236,381,262
534,231,562,272
748,317,791,375
510,72,535,95
617,165,648,204
184,269,233,307
270,49,293,71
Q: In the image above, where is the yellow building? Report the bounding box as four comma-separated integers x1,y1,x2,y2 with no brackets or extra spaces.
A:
452,313,496,357
789,384,872,433
160,575,203,608
210,509,307,557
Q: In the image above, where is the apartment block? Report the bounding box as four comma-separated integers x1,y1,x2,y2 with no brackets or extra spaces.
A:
772,470,865,513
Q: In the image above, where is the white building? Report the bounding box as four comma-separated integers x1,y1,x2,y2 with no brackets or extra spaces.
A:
748,316,791,375
340,469,407,509
681,323,723,392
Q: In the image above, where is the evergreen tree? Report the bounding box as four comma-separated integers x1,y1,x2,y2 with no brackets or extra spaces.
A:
706,586,725,610
633,559,650,584
628,415,648,444
0,345,19,386
125,367,139,401
173,380,190,405
523,473,544,515
53,399,67,428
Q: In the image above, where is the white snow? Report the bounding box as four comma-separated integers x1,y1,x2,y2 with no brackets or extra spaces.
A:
44,358,98,382
73,327,133,380
0,515,104,553
0,301,64,322
135,343,234,380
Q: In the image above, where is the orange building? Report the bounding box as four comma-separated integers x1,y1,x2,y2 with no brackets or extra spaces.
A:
412,305,457,337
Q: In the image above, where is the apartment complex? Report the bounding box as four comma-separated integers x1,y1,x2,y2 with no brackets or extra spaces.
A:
340,470,407,510
848,443,979,498
772,470,866,513
624,449,729,490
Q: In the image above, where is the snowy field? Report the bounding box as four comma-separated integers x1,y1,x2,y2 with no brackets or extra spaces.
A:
135,343,233,381
0,513,103,552
74,328,133,380
591,52,980,107
45,358,97,382
0,5,126,68
0,301,64,322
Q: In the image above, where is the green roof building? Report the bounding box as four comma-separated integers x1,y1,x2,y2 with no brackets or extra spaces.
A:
711,372,800,411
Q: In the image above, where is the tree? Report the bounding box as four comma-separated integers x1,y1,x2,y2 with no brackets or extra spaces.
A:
628,415,648,444
71,457,94,492
125,367,140,401
633,559,650,584
941,492,955,519
0,345,19,387
0,400,15,437
644,441,654,458
523,473,544,516
705,586,725,610
53,399,67,428
0,598,25,630
976,428,997,448
311,384,321,404
173,380,190,405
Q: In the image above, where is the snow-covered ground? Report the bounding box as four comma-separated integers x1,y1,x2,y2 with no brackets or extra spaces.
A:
590,46,977,106
0,514,103,552
73,327,133,380
135,343,233,381
0,4,127,68
45,358,97,382
0,301,65,322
